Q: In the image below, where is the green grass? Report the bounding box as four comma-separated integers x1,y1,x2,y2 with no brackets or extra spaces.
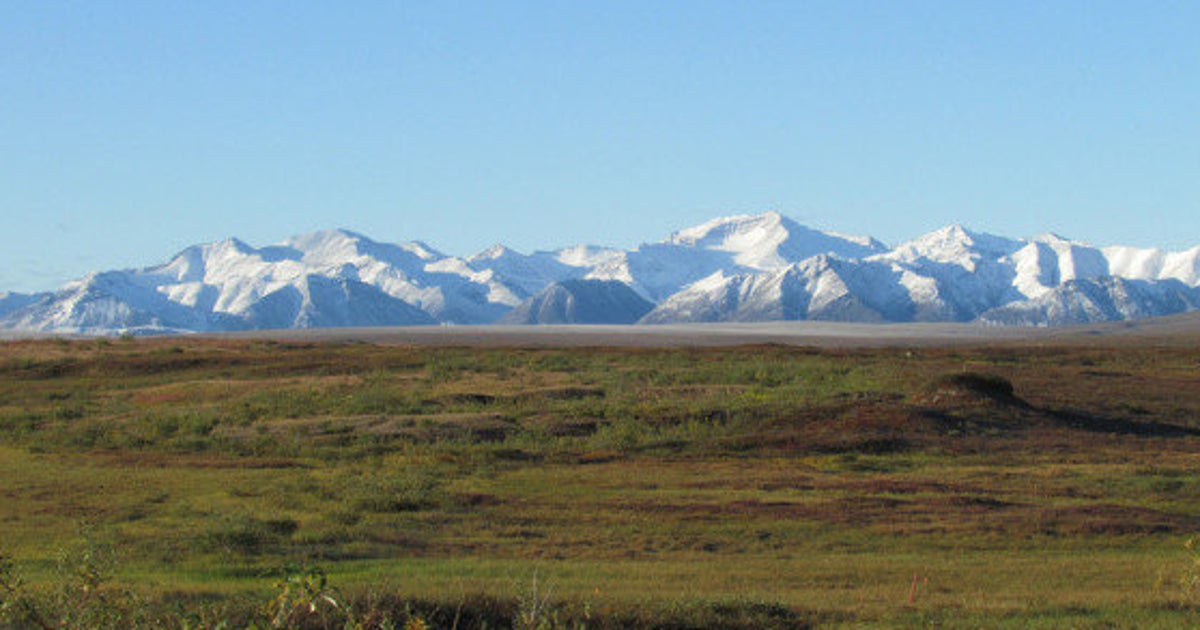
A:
1,337,1200,627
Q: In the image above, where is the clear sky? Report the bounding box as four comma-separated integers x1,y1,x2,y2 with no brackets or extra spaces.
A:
2,1,1198,292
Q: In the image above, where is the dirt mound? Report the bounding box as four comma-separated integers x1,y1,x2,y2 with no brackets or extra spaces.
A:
923,372,1019,403
926,372,1012,396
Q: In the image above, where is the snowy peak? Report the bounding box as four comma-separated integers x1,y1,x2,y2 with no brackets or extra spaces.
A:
284,229,369,259
215,237,258,256
396,240,445,262
667,211,790,248
284,229,435,265
553,244,623,268
1104,244,1200,286
1029,232,1072,245
468,244,517,263
888,224,1021,265
665,211,885,269
3,211,1200,334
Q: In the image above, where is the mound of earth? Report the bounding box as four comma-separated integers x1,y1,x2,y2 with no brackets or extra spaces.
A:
917,372,1024,406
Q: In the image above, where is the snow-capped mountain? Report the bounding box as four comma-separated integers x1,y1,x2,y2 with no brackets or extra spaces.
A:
464,244,602,299
979,277,1200,327
641,255,941,325
583,212,887,302
2,211,1198,334
666,212,886,269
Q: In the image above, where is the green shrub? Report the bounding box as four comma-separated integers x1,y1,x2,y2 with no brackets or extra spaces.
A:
347,465,446,513
204,513,299,557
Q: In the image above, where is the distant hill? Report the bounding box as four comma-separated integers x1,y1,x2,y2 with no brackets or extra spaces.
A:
498,279,654,325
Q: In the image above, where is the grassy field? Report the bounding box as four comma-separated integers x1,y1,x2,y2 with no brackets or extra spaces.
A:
1,335,1199,628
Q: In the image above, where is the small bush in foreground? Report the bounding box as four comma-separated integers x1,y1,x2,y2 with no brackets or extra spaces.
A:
1176,537,1200,612
0,538,151,629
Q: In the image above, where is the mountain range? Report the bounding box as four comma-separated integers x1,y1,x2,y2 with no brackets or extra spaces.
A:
3,212,1199,335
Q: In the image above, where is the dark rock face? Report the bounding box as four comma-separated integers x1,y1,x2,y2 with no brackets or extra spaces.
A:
498,279,654,325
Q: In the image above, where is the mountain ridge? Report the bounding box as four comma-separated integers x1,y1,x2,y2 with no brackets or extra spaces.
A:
3,212,1198,334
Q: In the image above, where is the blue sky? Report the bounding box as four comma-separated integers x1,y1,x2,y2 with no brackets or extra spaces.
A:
2,1,1198,292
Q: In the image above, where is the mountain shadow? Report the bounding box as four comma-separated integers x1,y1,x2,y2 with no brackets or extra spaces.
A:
497,279,654,325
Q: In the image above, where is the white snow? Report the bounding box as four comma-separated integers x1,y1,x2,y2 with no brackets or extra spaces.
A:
3,211,1200,334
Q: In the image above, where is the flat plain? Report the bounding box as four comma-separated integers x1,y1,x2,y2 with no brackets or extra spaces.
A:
2,318,1200,628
